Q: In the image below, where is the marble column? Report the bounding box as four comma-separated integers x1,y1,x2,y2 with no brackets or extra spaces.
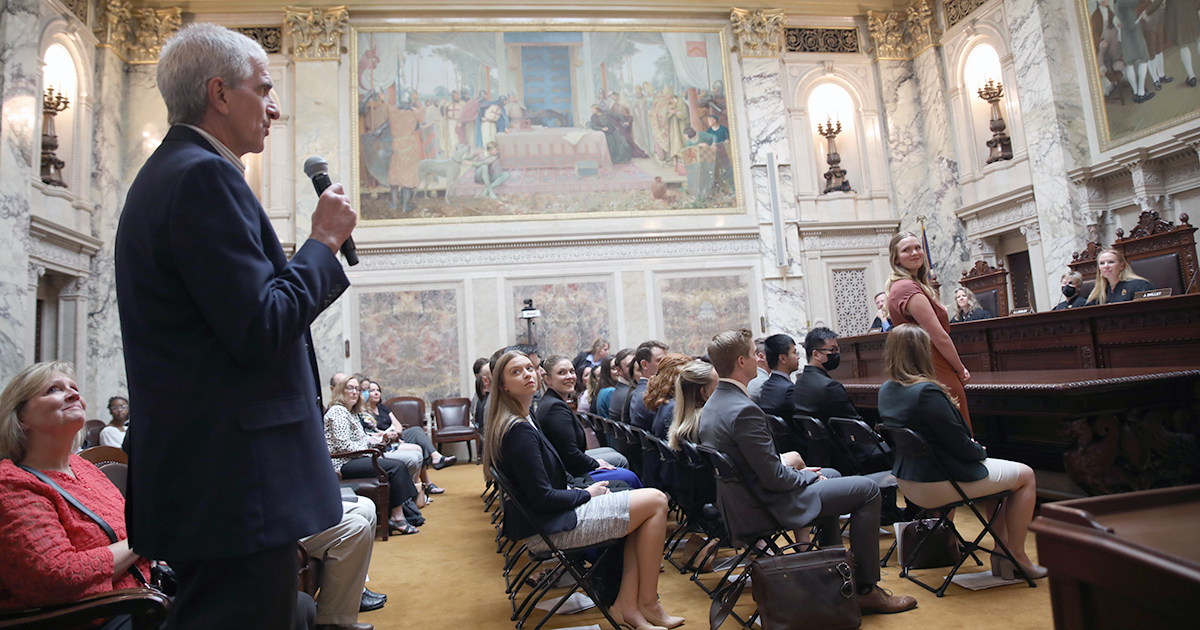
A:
86,46,133,402
1004,0,1091,291
741,55,806,339
1019,221,1050,310
0,0,41,382
58,276,88,390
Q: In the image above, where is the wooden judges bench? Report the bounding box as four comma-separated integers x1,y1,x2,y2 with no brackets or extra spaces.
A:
835,292,1200,497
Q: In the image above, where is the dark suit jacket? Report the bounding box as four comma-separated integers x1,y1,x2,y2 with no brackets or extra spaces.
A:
757,372,795,426
699,381,822,542
1052,294,1088,310
878,381,987,484
497,419,590,541
793,365,858,423
608,381,631,423
628,378,654,430
115,126,345,561
534,389,599,477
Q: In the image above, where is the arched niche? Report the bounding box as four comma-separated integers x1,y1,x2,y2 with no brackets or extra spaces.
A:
36,18,96,229
952,30,1024,176
789,67,879,197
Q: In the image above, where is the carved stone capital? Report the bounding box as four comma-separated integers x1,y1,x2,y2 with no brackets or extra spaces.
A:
95,1,182,64
730,7,785,59
867,0,941,62
57,276,87,299
969,237,998,264
28,264,46,289
285,6,349,61
1019,221,1042,244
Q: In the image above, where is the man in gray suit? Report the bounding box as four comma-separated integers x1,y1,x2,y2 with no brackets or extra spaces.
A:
698,329,917,615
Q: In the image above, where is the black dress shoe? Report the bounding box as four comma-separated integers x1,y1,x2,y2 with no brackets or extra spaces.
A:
363,588,387,602
1188,77,1198,87
432,455,457,470
1154,79,1162,91
1162,75,1174,83
360,590,386,612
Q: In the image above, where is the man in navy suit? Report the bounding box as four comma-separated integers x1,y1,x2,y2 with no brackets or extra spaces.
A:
756,333,803,454
115,24,358,630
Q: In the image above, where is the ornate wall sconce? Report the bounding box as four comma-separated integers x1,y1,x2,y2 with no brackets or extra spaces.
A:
976,78,1013,163
817,117,852,193
41,86,70,187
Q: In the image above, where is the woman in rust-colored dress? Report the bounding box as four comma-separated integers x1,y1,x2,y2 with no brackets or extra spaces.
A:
885,231,973,431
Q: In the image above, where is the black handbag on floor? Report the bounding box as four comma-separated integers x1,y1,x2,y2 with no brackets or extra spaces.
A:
749,548,861,630
898,518,963,569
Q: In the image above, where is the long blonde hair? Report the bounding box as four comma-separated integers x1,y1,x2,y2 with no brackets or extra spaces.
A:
886,231,938,305
1088,248,1148,304
953,287,982,318
884,325,957,406
328,375,367,414
482,350,535,480
0,362,84,462
668,360,713,450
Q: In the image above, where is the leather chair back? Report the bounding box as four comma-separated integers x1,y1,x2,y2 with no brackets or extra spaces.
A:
974,288,999,318
385,396,426,429
84,419,106,448
432,397,471,429
1129,252,1184,294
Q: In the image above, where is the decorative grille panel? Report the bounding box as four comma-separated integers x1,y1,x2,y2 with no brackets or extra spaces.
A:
833,269,871,336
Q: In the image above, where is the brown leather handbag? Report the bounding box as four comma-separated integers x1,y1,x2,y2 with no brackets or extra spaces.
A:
748,548,862,630
899,518,963,569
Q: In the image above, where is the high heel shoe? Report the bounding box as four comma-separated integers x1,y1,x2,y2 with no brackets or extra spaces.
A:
991,554,1049,580
638,604,685,629
611,609,667,630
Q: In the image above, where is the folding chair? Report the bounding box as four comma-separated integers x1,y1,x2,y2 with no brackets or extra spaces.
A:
789,414,841,469
827,417,901,566
670,440,731,588
490,466,624,630
877,425,1037,596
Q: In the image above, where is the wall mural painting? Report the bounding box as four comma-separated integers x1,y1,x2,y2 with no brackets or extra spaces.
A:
359,289,461,402
1081,0,1200,149
512,281,611,357
352,27,739,221
659,274,751,357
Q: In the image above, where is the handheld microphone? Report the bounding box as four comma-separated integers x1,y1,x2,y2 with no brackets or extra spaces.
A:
303,156,358,266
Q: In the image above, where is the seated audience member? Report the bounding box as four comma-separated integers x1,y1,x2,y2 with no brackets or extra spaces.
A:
643,353,692,489
666,359,722,571
575,364,594,414
470,357,488,426
607,348,635,424
1053,271,1087,310
474,361,491,433
100,396,129,448
593,356,618,421
870,292,893,332
757,334,801,453
949,287,994,323
573,337,610,375
300,495,382,629
699,330,917,614
746,337,770,402
628,340,669,430
536,356,640,489
324,376,421,535
360,378,453,497
1087,248,1154,305
878,325,1045,580
793,328,890,473
484,351,683,630
0,362,318,630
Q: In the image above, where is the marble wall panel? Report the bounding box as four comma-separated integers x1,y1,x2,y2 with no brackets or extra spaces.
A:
511,280,610,358
764,278,806,338
471,276,500,362
621,270,649,347
312,300,345,406
292,60,340,245
359,288,461,403
740,57,791,166
659,274,752,356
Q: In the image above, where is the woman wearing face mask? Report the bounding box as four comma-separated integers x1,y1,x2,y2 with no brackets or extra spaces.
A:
535,356,641,489
1052,272,1088,310
886,231,973,430
1086,248,1154,305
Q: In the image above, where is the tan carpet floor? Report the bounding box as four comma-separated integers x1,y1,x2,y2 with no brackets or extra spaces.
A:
358,463,1053,630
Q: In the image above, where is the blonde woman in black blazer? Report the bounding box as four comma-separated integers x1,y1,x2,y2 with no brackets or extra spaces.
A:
878,325,1046,580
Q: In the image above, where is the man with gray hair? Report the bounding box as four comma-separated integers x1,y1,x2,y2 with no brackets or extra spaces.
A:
115,23,358,630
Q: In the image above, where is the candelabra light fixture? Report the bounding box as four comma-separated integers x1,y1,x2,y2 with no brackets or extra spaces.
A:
41,86,70,187
817,116,852,194
976,78,1013,164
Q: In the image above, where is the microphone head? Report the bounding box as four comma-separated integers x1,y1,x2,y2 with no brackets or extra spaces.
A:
303,156,329,179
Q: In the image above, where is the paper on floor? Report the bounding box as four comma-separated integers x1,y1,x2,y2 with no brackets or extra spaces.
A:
534,592,595,614
950,571,1027,590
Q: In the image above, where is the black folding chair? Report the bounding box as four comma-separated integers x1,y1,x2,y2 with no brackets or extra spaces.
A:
490,466,625,630
877,425,1037,596
827,417,901,566
790,414,840,470
669,440,730,586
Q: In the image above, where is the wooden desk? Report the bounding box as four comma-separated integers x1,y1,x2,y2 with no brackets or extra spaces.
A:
841,292,1200,378
835,368,1200,495
1029,485,1200,629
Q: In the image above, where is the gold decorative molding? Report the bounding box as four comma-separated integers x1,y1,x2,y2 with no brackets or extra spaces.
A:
63,0,88,24
285,6,349,61
784,27,860,53
95,1,182,64
866,0,939,61
234,27,283,54
944,0,989,29
730,7,785,59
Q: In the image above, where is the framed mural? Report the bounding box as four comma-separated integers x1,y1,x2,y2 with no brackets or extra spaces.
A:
350,25,741,223
1078,0,1200,150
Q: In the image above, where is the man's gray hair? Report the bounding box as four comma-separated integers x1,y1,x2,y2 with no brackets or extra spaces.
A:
157,23,266,126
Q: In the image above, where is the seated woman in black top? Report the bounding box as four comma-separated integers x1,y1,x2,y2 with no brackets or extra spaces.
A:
1052,271,1088,310
483,351,682,630
1087,248,1154,305
949,287,993,323
878,325,1045,580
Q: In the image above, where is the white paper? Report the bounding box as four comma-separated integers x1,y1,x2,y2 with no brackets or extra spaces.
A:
949,571,1026,591
534,592,595,614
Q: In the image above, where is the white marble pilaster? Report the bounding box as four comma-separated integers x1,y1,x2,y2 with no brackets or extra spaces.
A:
1004,0,1091,293
1019,221,1051,311
57,275,88,389
0,0,41,382
292,59,341,246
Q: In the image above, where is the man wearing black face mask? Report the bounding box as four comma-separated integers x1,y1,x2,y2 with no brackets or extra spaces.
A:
1052,271,1088,310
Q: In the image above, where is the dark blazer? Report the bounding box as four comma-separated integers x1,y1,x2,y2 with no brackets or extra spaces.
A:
496,419,590,541
1087,278,1154,305
949,307,993,323
870,316,892,332
474,394,488,432
699,381,822,541
878,381,988,484
608,381,631,423
115,126,346,561
534,389,599,477
793,365,858,422
628,378,654,430
757,372,795,426
1052,294,1088,310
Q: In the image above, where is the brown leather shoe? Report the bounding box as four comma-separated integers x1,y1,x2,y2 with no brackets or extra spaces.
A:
316,624,374,630
857,585,917,614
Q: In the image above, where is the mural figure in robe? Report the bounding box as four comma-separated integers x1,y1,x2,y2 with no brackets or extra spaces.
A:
606,94,647,159
631,84,653,155
457,91,483,147
470,141,510,199
388,100,425,212
441,91,463,156
589,104,634,164
478,97,509,147
358,90,390,188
